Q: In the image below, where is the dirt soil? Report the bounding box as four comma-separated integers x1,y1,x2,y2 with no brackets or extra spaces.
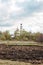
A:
0,44,43,64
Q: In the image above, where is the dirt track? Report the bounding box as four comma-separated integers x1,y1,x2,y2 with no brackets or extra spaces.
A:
0,44,43,64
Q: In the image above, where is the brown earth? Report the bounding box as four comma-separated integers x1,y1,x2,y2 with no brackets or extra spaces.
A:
0,44,43,64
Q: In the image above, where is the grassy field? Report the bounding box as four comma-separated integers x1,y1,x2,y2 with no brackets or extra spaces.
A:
0,59,43,65
0,41,43,46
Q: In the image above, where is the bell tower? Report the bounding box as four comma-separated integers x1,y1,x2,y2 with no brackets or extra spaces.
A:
20,24,22,31
20,24,23,35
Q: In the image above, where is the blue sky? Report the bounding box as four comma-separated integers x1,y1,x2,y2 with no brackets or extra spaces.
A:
0,0,43,34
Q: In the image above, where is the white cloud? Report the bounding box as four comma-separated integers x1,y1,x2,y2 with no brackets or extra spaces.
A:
16,0,25,3
8,5,22,14
0,11,43,33
7,0,22,13
10,11,43,33
0,2,4,9
38,0,43,2
0,0,43,34
0,0,22,13
36,0,43,2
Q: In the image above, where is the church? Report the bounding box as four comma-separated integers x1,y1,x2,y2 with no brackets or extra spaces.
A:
15,24,23,37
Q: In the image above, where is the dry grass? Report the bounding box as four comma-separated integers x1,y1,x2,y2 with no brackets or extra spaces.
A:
0,59,43,65
0,59,31,65
0,41,43,46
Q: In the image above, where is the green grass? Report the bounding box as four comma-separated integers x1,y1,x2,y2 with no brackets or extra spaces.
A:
0,59,43,65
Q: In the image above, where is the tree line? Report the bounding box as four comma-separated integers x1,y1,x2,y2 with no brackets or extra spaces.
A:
0,29,43,43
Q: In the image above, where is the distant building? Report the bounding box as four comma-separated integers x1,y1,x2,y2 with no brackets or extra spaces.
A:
11,34,14,38
11,34,14,39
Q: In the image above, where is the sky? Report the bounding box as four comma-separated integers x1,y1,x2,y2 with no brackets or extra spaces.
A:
0,0,43,34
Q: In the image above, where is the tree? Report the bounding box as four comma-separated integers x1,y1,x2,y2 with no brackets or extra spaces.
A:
0,31,6,40
36,33,43,43
3,31,11,40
